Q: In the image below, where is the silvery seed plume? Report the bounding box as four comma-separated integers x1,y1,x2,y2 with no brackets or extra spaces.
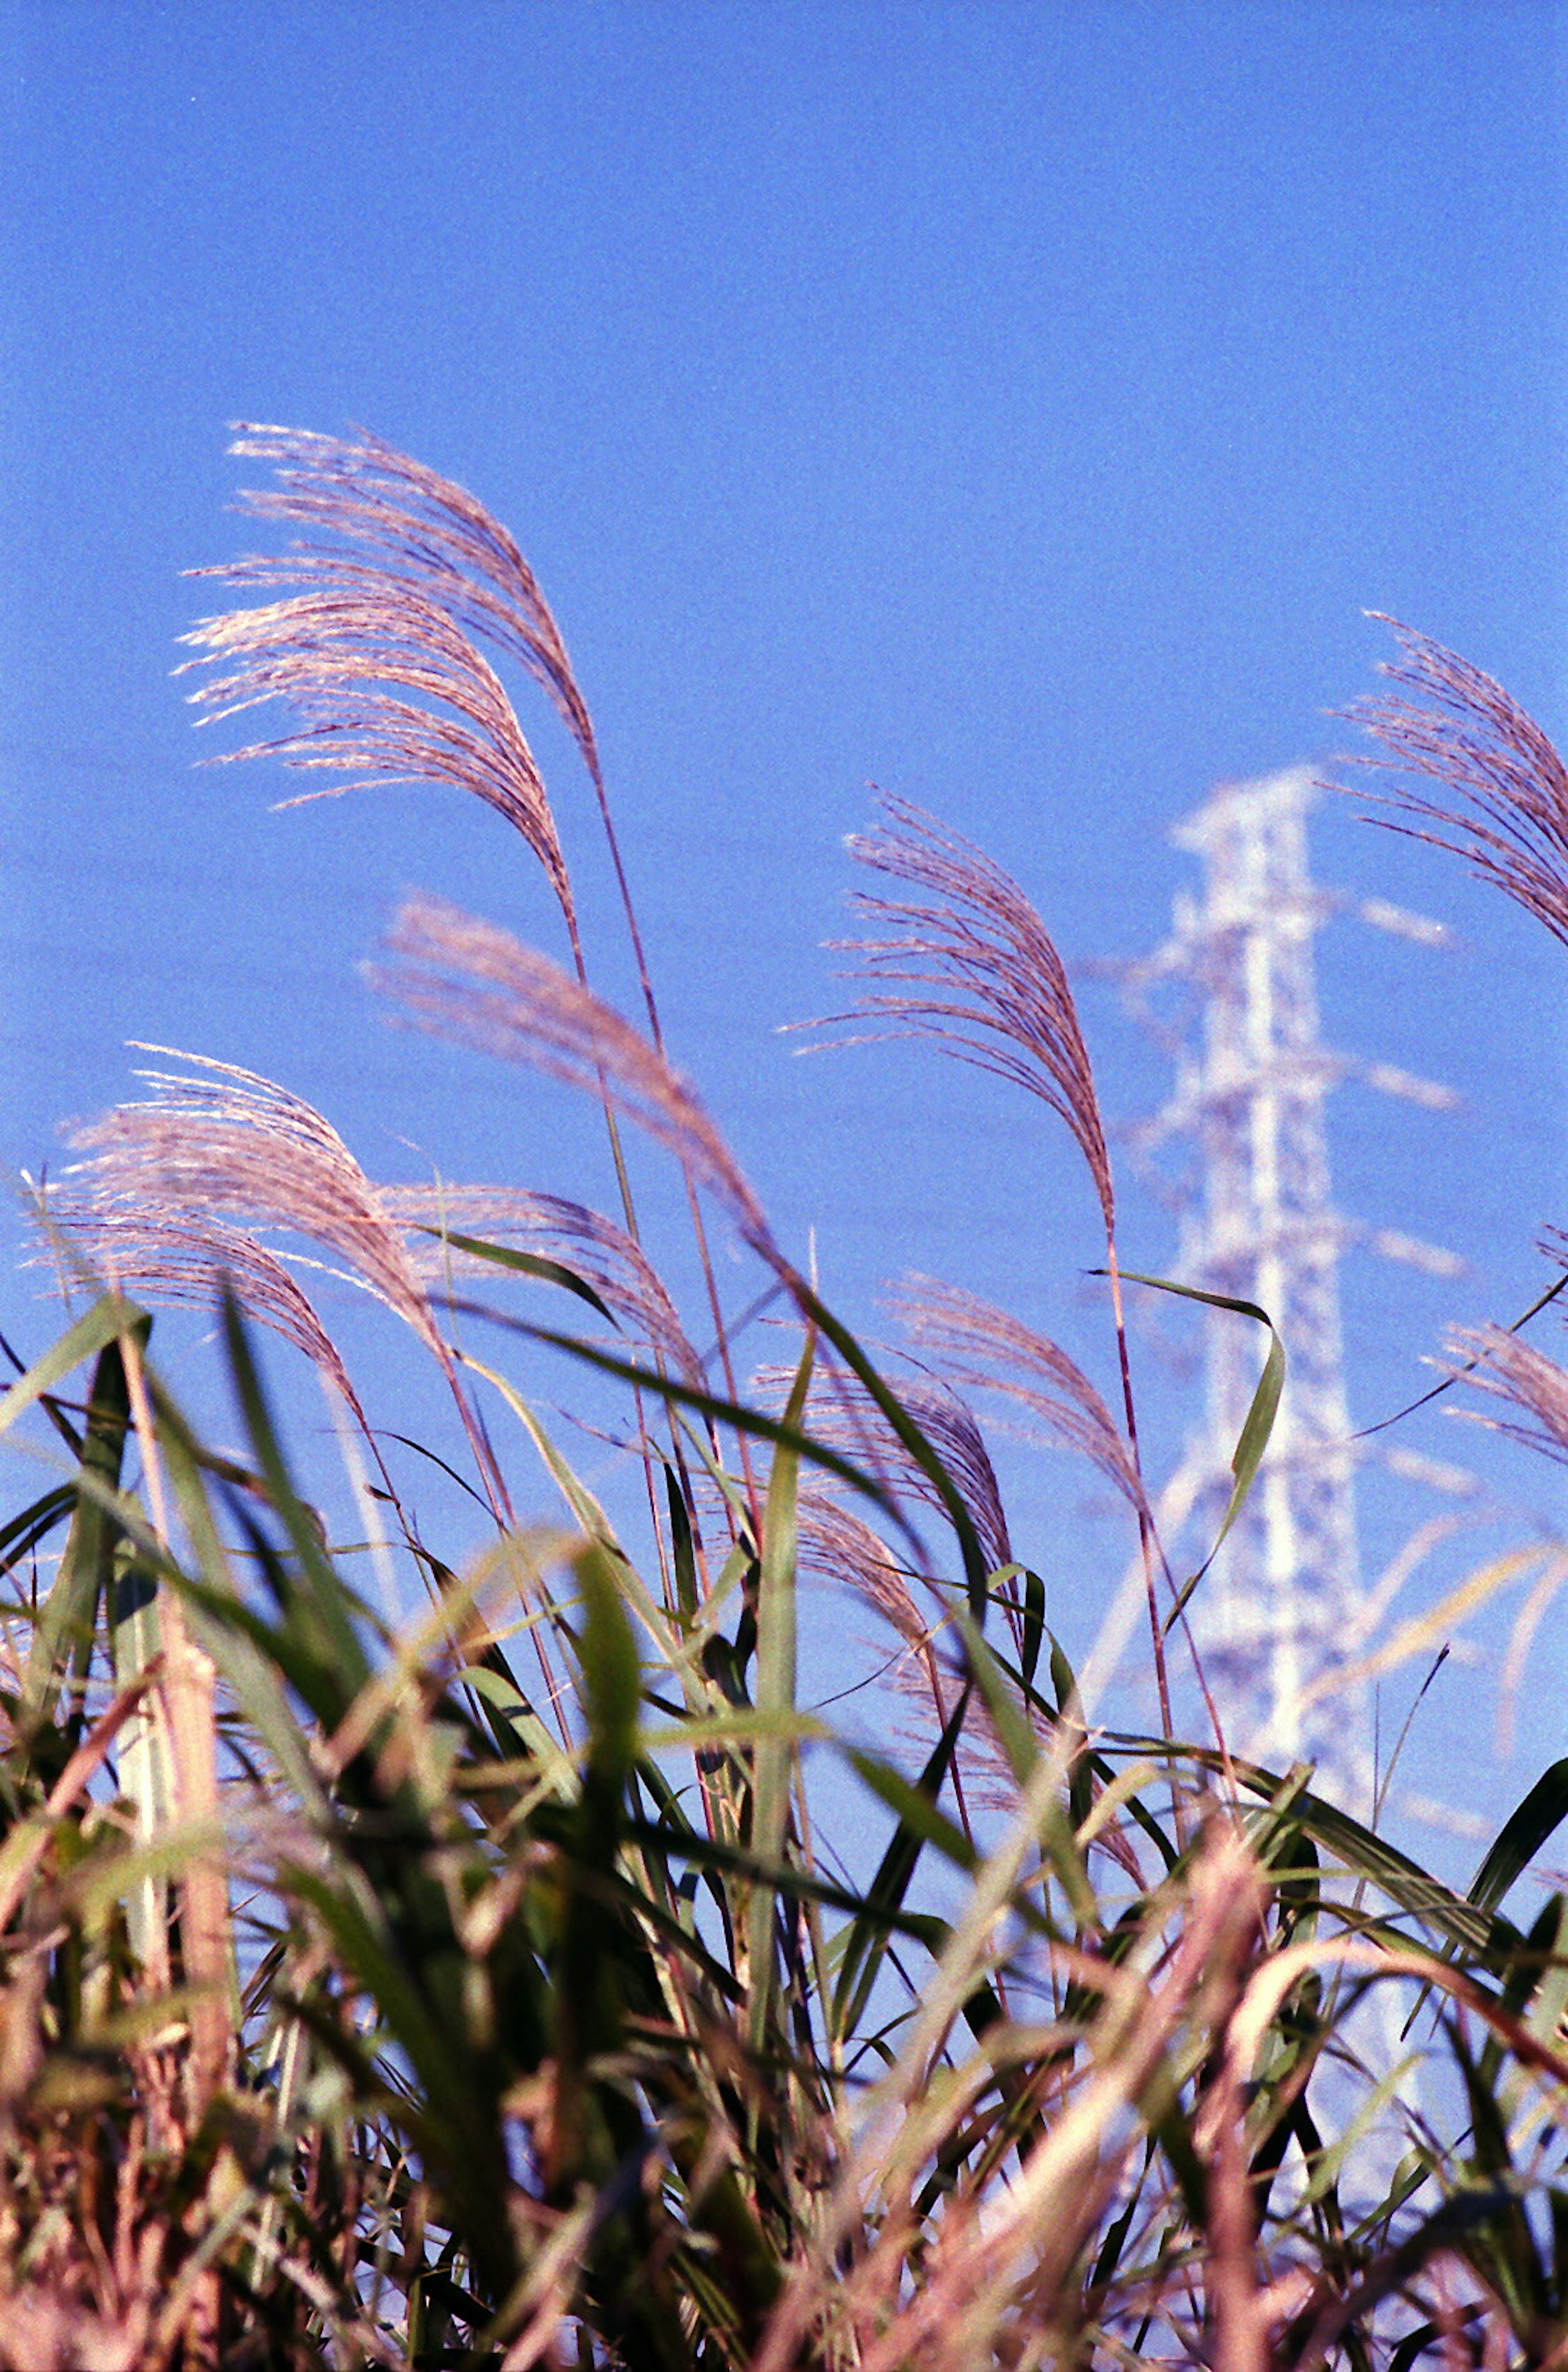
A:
889,1275,1144,1516
180,424,590,936
813,794,1114,1233
63,1051,452,1359
795,1487,959,1731
218,423,601,788
794,1478,1103,1832
53,1049,510,1508
373,896,777,1260
37,1204,370,1440
180,573,573,918
755,1351,1012,1580
1450,1325,1568,1467
1343,617,1568,951
383,1184,706,1387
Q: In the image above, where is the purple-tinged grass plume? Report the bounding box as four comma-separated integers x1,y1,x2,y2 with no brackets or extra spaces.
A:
817,794,1114,1233
1343,615,1568,952
373,895,777,1263
49,1049,513,1517
889,1274,1144,1517
814,794,1175,1744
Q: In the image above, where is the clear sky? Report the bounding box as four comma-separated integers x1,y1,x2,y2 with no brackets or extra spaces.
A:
3,2,1566,1865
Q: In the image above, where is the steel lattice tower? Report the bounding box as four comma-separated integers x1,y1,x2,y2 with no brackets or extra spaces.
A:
1130,767,1459,1807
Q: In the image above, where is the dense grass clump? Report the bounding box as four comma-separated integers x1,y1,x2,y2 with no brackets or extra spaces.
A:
5,430,1568,2368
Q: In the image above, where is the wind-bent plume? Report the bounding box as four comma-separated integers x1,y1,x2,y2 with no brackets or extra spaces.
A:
182,577,572,915
1343,616,1568,951
811,796,1176,1746
1446,1325,1568,1467
38,1205,371,1442
219,424,599,781
183,425,749,1486
49,1049,512,1514
62,1052,454,1355
178,424,587,941
1452,1229,1568,1467
889,1275,1144,1516
794,1487,962,1735
811,793,1114,1232
769,1349,1024,1788
757,1351,1013,1582
384,1184,707,1389
373,895,778,1262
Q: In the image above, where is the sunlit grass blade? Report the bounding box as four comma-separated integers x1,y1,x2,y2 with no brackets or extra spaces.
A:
463,1313,928,1556
411,1222,619,1324
219,1287,374,1715
746,1332,809,2049
0,1293,151,1444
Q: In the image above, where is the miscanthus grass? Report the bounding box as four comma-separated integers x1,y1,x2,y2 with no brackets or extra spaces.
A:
4,433,1568,2368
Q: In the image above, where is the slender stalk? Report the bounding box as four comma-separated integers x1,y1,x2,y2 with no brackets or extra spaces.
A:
578,755,764,1537
1103,1235,1189,1852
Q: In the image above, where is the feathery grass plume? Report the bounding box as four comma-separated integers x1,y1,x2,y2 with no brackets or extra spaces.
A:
220,422,601,785
62,1051,452,1355
36,1205,371,1438
792,1489,975,1773
794,1489,942,1670
889,1273,1145,1514
757,1351,1013,1580
374,894,777,1259
1447,1324,1568,1465
182,575,575,914
186,426,677,1052
758,1350,1029,1822
383,1184,708,1388
1343,615,1568,950
817,796,1181,1750
792,1479,1024,1825
187,426,757,1518
180,425,599,936
51,1048,510,1514
817,791,1114,1231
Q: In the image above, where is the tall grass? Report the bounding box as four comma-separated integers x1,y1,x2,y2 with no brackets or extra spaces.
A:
4,435,1568,2367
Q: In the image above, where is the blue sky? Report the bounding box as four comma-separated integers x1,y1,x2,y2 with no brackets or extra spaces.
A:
3,2,1566,1861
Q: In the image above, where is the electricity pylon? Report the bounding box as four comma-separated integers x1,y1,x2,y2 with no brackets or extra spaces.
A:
1125,766,1460,1809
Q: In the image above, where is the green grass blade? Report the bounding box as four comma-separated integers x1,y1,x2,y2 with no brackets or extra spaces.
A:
1469,1758,1568,1914
1108,1270,1284,1610
467,1311,937,1573
833,1688,973,2044
0,1295,150,1445
746,1331,809,2049
0,1483,76,1575
19,1320,149,1751
953,1605,1096,1926
411,1224,619,1324
786,1275,993,1617
220,1289,372,1713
